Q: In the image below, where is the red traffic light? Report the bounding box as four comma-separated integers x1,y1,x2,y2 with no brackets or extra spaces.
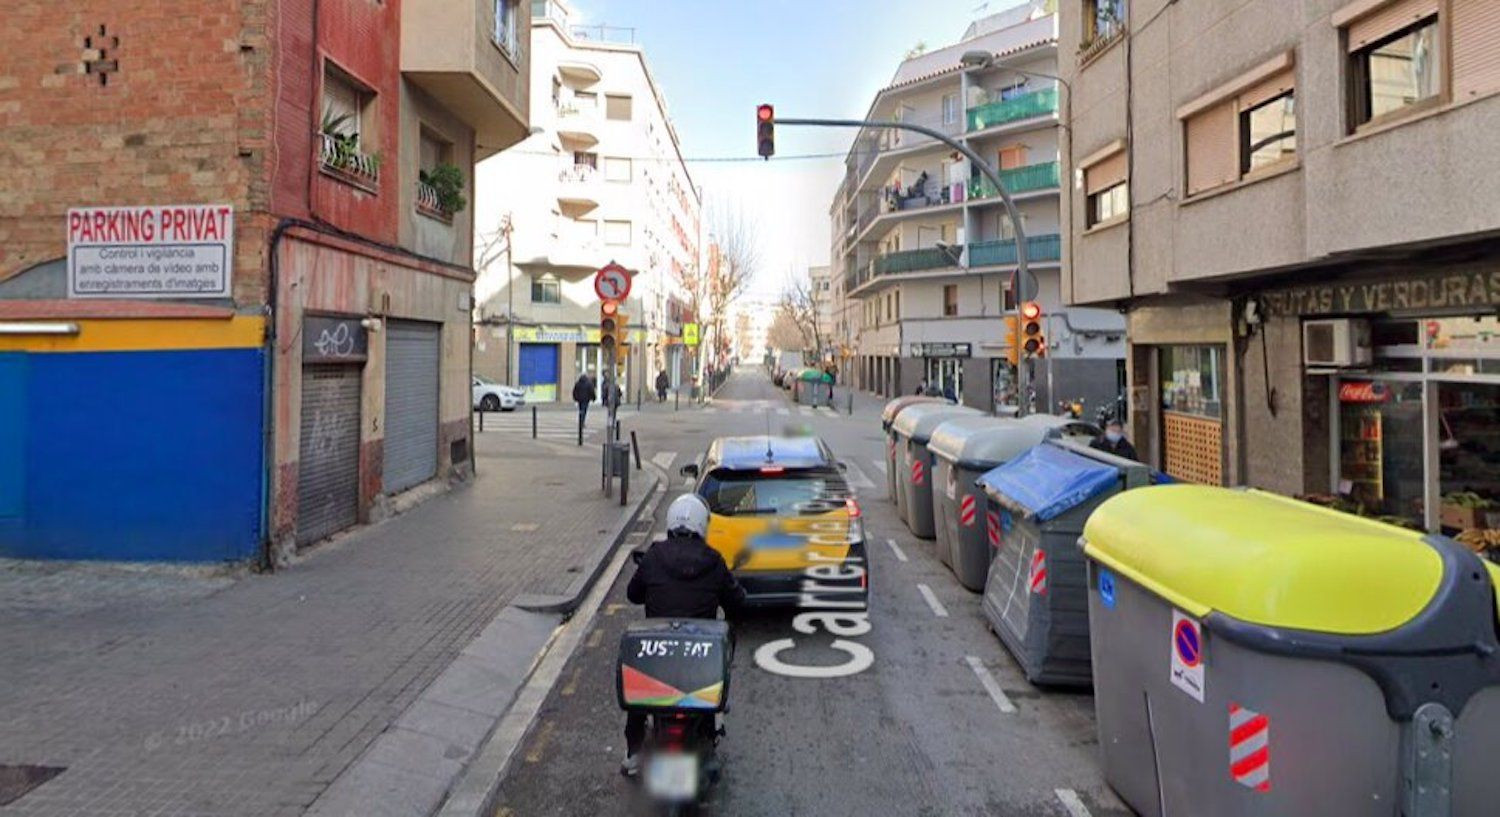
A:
757,104,774,122
1020,301,1041,320
601,299,619,316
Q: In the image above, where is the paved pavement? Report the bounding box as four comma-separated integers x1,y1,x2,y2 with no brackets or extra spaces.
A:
0,430,656,817
489,369,1132,817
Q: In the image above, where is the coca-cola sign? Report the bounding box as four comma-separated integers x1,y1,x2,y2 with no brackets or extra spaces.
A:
1339,381,1389,403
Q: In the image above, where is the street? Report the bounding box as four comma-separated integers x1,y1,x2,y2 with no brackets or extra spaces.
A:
491,370,1129,817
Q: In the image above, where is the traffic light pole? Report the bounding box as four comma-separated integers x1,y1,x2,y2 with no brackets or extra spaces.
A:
776,117,1036,416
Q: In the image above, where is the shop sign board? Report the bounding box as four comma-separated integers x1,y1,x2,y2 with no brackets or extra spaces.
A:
1262,267,1500,318
1338,381,1390,403
911,342,972,358
302,315,368,363
67,204,234,299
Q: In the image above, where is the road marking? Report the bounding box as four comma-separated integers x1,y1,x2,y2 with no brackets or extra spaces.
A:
681,476,694,488
650,451,676,470
916,583,949,618
885,538,908,562
843,459,876,491
965,655,1018,714
776,407,790,416
584,629,603,649
871,459,887,474
1054,789,1092,817
523,719,555,763
703,407,718,414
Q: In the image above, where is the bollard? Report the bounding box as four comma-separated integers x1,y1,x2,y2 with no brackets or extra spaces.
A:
532,405,538,439
478,408,484,433
636,389,642,411
674,389,679,411
615,419,621,441
620,454,630,506
630,430,642,470
847,389,854,416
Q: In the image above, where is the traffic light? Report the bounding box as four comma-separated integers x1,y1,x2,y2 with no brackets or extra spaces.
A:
1003,315,1020,366
600,300,624,358
1020,301,1045,358
756,104,774,159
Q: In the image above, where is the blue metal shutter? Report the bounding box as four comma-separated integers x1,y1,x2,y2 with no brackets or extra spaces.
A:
518,343,560,400
0,354,23,519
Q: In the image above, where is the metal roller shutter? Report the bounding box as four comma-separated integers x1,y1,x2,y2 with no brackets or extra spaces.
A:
297,364,362,546
383,320,441,494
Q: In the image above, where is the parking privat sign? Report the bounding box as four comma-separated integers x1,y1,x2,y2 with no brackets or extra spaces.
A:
67,204,234,298
594,262,632,301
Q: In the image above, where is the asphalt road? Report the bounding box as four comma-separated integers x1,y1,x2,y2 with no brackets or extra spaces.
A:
491,370,1132,817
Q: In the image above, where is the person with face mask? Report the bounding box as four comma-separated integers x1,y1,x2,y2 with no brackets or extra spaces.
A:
1091,417,1138,461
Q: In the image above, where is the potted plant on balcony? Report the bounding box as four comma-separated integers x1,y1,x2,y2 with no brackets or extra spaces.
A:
418,163,467,216
320,109,359,170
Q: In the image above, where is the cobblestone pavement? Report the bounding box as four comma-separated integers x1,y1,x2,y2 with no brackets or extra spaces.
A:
0,431,650,817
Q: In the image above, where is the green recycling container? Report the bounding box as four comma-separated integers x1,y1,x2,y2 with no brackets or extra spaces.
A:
1082,486,1500,817
890,403,980,538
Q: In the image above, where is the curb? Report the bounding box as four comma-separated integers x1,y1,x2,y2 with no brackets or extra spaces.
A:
513,472,661,615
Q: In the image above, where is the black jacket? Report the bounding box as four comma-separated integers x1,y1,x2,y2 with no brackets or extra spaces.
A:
627,533,745,619
1091,435,1139,462
572,376,596,404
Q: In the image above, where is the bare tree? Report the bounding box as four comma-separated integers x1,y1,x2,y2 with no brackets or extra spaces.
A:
705,204,760,361
776,271,823,357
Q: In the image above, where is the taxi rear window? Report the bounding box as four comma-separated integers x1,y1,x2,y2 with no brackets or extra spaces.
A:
700,468,848,516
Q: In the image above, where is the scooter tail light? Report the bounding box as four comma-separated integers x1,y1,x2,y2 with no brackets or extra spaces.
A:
846,498,862,519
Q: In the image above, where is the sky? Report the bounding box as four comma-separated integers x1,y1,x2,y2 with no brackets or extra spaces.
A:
569,0,1028,298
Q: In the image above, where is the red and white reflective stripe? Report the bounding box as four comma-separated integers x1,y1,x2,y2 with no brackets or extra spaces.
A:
959,495,977,526
910,459,925,484
986,510,1002,547
1228,703,1271,793
1028,549,1047,595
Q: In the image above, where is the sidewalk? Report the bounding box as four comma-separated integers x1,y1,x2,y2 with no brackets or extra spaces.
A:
0,433,657,817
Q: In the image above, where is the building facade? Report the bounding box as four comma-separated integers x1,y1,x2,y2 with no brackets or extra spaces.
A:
1061,0,1500,533
0,0,529,563
808,264,836,363
473,0,700,402
831,2,1125,413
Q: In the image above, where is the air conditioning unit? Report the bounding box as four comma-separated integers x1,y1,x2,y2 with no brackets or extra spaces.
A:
1303,318,1372,368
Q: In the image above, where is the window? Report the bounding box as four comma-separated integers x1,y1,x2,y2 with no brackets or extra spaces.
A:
573,150,597,169
551,77,561,108
1348,9,1441,128
1160,345,1223,419
1082,147,1128,227
1241,92,1296,174
604,219,632,246
574,91,597,111
604,156,632,182
531,276,561,304
941,93,959,125
998,144,1027,170
998,82,1028,101
1180,59,1296,195
1084,0,1125,45
605,94,633,121
494,0,520,60
320,63,378,184
943,285,959,317
1001,283,1016,312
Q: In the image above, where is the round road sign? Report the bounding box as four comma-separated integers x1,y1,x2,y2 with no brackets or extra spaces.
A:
594,263,631,301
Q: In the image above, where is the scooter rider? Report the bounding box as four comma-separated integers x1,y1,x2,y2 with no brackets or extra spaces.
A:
621,493,745,776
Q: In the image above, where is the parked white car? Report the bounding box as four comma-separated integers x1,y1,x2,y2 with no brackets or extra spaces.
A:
472,376,526,412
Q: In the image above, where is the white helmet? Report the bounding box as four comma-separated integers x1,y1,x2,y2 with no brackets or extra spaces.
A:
664,494,710,539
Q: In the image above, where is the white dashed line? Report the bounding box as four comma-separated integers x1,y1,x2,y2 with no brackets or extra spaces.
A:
703,407,718,414
1054,789,1092,817
842,460,876,492
916,583,949,618
776,407,790,416
964,655,1017,714
885,538,908,562
650,451,676,470
871,459,887,474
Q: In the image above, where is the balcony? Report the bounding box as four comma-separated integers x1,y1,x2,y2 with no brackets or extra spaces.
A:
967,161,1061,200
554,103,600,147
403,0,529,158
318,132,380,191
855,111,965,190
967,234,1062,267
415,179,453,222
556,164,600,211
966,87,1059,133
874,246,959,276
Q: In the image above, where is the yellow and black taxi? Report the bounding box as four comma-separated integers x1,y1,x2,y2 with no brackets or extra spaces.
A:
679,435,868,607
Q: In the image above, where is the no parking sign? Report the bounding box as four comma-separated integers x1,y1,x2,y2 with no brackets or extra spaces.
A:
1169,610,1206,703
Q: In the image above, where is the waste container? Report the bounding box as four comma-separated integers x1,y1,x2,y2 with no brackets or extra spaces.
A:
928,414,1073,590
1081,486,1500,817
796,369,827,406
976,438,1148,686
891,403,980,537
881,396,944,505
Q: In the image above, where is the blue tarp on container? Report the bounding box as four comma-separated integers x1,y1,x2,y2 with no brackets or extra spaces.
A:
976,443,1119,522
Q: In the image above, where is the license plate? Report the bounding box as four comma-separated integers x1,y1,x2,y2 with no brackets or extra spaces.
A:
645,753,698,801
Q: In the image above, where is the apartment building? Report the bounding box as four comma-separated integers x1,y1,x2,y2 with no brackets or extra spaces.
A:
809,264,837,362
474,0,700,402
0,0,528,563
832,1,1125,413
1062,0,1500,532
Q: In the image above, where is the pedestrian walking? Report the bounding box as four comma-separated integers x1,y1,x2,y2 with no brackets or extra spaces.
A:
655,369,669,402
1090,418,1139,461
942,382,956,402
915,381,927,396
572,372,596,440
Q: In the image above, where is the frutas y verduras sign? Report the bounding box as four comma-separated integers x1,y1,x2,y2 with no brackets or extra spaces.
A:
1262,267,1500,318
67,205,234,298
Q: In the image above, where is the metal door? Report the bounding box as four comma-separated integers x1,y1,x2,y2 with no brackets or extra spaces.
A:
383,320,441,495
297,364,361,545
518,342,560,402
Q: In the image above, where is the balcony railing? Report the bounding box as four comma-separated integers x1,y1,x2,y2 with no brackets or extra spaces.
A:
415,180,451,222
318,132,380,190
966,87,1059,132
569,23,635,44
558,163,599,184
967,234,1062,267
968,161,1061,199
873,246,958,276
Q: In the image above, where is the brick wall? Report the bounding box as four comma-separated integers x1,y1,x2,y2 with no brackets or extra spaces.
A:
0,0,275,305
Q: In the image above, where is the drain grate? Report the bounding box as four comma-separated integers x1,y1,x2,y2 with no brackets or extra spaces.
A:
0,765,66,807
